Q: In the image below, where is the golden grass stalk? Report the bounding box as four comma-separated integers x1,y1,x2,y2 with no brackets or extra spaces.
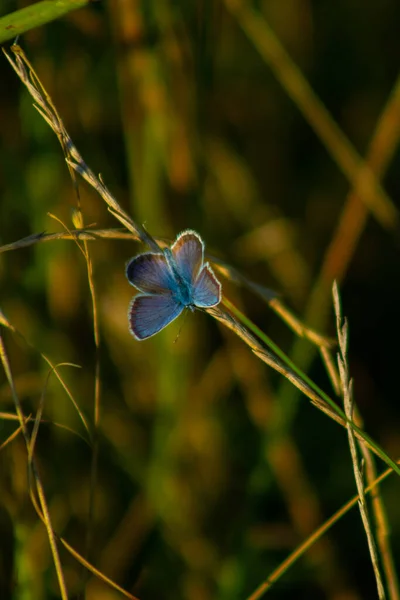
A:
360,448,400,600
0,314,140,598
0,309,90,435
334,282,386,600
0,332,69,600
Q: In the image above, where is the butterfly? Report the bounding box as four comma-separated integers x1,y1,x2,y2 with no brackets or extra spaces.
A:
126,229,222,340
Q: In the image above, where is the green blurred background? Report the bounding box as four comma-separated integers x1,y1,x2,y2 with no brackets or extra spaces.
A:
1,1,400,599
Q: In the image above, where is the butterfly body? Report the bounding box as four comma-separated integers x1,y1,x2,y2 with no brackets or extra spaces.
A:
163,248,195,308
126,230,221,340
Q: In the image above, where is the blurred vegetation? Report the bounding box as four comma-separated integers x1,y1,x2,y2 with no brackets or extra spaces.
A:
1,1,400,599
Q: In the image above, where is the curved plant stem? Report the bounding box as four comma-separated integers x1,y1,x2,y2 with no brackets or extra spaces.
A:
0,0,91,44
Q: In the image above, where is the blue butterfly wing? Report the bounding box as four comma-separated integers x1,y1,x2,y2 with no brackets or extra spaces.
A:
171,230,204,284
128,294,184,340
192,264,222,308
126,252,176,294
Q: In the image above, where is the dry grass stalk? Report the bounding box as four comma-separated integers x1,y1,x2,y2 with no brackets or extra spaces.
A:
333,282,386,600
